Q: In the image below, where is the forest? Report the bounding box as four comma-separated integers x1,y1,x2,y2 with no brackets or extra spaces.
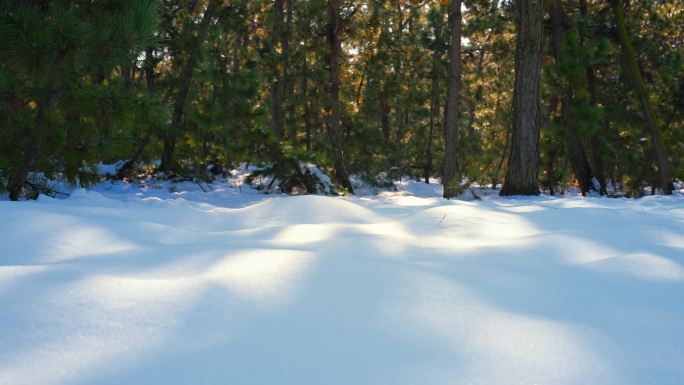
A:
2,2,684,384
0,0,682,199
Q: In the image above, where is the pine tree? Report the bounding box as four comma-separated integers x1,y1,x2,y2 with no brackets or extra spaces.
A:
0,0,159,200
611,0,673,195
500,0,544,196
442,0,463,198
325,0,354,193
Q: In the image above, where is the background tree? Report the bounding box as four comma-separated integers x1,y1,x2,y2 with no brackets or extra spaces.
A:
442,0,463,198
325,0,354,193
1,0,682,199
0,0,159,200
611,0,673,195
501,0,544,196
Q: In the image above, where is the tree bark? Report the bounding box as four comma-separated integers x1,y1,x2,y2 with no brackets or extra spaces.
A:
270,0,286,140
303,56,313,152
465,46,485,139
579,0,607,195
232,0,247,74
549,0,596,195
442,0,462,198
493,105,512,189
425,5,444,184
500,0,543,196
380,85,390,142
285,0,297,144
611,0,673,194
326,0,354,193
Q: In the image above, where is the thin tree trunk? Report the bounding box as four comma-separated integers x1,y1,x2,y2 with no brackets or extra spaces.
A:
8,139,39,200
326,0,354,193
355,67,366,106
549,0,596,195
232,0,247,73
500,0,543,196
425,5,444,184
442,0,462,199
611,0,672,194
380,85,390,142
311,81,321,152
302,56,313,152
465,46,486,138
493,108,512,189
270,0,286,139
285,0,297,144
117,133,152,179
579,0,607,195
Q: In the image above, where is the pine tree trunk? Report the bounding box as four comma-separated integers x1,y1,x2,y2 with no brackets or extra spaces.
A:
611,0,672,195
579,0,608,195
500,0,543,196
549,0,596,195
442,0,462,199
7,139,38,200
117,133,152,179
271,0,286,140
425,5,444,184
232,0,247,74
493,103,511,189
303,56,313,152
465,46,485,139
285,0,297,145
567,139,595,194
159,135,176,173
380,86,390,142
326,0,354,193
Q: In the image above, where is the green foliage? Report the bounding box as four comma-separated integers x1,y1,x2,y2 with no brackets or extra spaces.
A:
246,147,336,195
0,0,159,197
1,0,682,198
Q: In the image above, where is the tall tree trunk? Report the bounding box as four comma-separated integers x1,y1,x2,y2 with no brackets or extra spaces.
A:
579,0,607,195
232,0,247,74
442,0,462,199
549,0,596,195
380,85,390,142
160,0,219,173
326,0,354,193
500,0,543,196
303,55,313,152
465,46,485,139
285,0,297,145
493,102,512,189
611,0,672,195
270,0,286,139
425,5,444,184
8,139,39,200
392,1,407,168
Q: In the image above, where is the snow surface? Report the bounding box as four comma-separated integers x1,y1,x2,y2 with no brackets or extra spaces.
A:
1,179,684,385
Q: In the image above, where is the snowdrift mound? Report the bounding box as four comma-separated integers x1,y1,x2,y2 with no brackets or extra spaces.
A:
1,188,683,385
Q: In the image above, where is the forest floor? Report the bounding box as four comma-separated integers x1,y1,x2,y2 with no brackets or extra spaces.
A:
1,174,684,385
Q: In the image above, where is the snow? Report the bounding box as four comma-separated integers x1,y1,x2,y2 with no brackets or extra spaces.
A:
1,179,683,385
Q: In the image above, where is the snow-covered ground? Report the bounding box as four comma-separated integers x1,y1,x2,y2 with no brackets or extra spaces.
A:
1,178,683,385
